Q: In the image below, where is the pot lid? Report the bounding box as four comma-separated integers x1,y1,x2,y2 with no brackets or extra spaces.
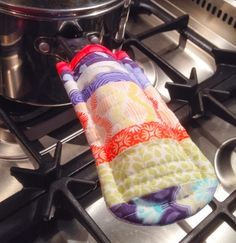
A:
0,0,124,20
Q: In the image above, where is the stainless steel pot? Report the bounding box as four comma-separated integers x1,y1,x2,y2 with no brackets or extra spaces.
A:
0,0,129,106
0,0,125,21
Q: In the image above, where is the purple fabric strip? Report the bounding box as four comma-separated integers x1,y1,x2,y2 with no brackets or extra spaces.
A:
110,186,190,226
73,52,116,77
73,53,150,91
119,57,151,89
120,57,140,69
69,71,140,105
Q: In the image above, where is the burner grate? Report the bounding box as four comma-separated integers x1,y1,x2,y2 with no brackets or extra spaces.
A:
125,0,236,126
0,107,107,242
180,191,236,242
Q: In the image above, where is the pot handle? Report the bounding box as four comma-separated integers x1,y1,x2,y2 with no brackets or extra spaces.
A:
34,36,89,62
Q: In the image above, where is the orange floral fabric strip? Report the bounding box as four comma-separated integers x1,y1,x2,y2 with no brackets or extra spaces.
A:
91,121,189,165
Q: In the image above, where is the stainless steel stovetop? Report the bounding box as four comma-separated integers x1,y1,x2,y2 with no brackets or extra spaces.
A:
0,0,235,242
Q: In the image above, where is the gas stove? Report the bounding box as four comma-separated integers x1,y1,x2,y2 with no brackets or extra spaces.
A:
0,0,235,242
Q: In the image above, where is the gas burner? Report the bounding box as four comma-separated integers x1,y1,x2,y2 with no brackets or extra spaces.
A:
137,57,158,86
214,137,236,193
137,58,171,102
123,46,158,88
0,125,27,161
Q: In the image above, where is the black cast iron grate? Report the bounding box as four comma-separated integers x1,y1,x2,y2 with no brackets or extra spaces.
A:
124,0,236,126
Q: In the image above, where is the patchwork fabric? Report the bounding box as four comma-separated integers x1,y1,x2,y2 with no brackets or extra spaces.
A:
56,44,218,226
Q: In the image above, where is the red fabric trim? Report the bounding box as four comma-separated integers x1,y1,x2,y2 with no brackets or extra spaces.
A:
70,44,116,70
57,46,130,75
56,61,71,76
90,121,189,166
115,50,129,60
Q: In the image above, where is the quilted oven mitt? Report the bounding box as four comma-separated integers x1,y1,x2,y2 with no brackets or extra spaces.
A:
56,44,218,226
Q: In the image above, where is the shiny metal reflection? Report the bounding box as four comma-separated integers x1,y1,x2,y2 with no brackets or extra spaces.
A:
0,54,29,99
0,125,27,160
0,159,31,202
0,125,33,203
213,184,230,202
86,198,186,243
0,0,125,21
114,0,132,50
206,222,236,243
137,57,158,87
214,138,236,192
153,0,236,50
0,32,22,46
